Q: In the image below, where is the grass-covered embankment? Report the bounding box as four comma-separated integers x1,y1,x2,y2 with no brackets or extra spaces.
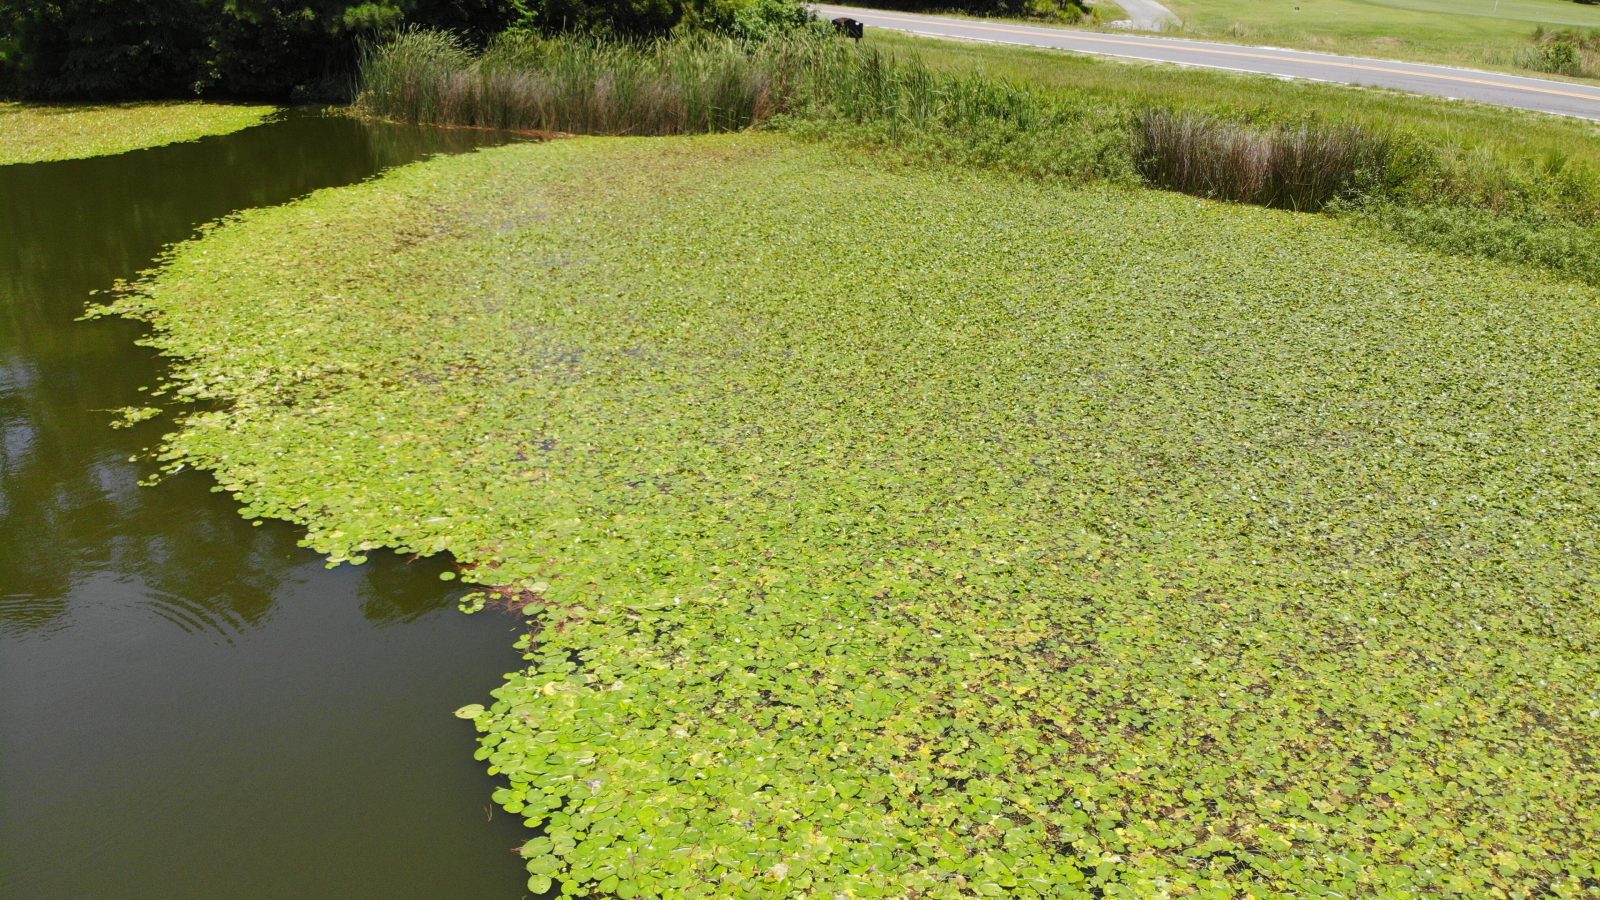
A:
355,30,1600,285
107,135,1600,896
874,28,1600,283
872,28,1600,170
0,101,275,165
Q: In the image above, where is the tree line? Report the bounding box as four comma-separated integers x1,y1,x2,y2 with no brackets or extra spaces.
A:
0,0,830,100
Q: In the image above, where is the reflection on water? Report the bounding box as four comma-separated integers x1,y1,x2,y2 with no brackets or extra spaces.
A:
0,111,531,898
0,112,511,637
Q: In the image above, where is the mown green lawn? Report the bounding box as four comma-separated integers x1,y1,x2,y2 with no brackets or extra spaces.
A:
0,101,275,165
1162,0,1600,70
863,0,1600,75
111,134,1600,897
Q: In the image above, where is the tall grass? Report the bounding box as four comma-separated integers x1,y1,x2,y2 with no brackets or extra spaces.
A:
1134,109,1390,211
358,30,806,135
354,30,1394,194
355,30,1130,179
779,44,1130,179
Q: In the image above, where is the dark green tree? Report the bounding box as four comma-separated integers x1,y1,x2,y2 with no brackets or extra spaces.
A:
0,0,517,99
510,0,686,35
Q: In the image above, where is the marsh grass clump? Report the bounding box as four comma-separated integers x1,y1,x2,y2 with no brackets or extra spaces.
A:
1134,108,1391,211
356,31,1130,178
353,30,477,126
357,29,805,135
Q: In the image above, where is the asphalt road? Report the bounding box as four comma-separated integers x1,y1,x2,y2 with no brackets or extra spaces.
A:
814,4,1600,121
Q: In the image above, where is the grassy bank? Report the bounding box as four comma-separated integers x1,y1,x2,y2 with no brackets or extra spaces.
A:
873,29,1600,282
858,30,1600,226
356,30,1600,283
106,134,1600,897
356,30,1134,180
0,102,276,165
872,29,1600,169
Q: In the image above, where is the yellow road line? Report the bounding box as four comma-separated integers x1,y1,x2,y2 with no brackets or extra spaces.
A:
828,7,1600,105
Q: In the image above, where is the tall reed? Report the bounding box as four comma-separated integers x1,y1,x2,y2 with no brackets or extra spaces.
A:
357,30,818,135
355,30,1129,180
1134,108,1391,211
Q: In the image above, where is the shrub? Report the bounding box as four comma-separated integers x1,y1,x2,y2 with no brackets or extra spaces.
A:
723,0,822,40
861,0,1090,21
1517,26,1600,77
1519,40,1585,76
508,0,815,37
512,0,693,36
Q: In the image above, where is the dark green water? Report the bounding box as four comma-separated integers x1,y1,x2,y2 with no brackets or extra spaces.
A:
0,112,531,898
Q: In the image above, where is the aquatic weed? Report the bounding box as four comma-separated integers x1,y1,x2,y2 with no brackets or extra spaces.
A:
0,101,275,165
112,136,1600,897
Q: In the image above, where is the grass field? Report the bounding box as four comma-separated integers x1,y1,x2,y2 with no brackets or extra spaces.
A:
1158,0,1600,71
0,102,275,165
109,134,1600,897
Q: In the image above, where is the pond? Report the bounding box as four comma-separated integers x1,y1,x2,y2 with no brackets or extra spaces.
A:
0,111,531,898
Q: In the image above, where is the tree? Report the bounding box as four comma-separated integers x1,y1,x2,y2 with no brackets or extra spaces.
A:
0,0,517,99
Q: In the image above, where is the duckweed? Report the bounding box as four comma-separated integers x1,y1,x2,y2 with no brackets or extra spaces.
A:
0,101,275,165
111,135,1600,896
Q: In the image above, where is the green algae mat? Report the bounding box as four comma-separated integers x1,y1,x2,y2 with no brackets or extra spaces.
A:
0,101,275,165
108,135,1600,897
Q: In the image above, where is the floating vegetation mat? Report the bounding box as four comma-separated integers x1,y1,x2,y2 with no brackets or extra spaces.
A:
107,135,1600,897
0,101,274,165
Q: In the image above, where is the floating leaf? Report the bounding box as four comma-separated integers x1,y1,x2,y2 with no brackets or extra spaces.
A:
115,134,1600,898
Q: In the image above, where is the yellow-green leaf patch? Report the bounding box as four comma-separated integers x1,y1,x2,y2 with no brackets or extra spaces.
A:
113,134,1600,896
0,101,275,166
